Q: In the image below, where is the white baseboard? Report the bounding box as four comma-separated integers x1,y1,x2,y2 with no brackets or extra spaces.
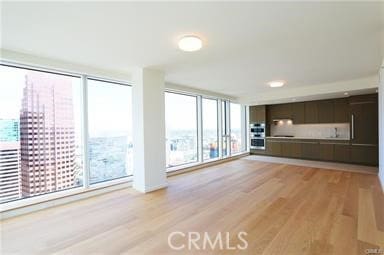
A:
0,180,132,220
167,152,249,177
133,182,168,193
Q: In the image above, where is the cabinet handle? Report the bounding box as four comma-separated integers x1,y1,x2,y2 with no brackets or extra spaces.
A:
351,143,377,147
351,114,354,140
320,142,349,145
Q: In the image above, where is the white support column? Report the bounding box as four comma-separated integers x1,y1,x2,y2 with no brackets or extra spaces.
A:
132,68,167,193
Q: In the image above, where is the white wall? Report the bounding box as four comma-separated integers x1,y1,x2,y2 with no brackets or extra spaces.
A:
379,60,384,190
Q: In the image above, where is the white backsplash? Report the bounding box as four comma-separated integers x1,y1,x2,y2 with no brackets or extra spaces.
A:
270,122,350,139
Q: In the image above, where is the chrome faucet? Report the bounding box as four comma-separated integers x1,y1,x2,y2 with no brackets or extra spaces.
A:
334,127,339,138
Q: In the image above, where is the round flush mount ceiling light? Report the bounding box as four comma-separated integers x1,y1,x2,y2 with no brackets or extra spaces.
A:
178,35,202,52
268,80,285,88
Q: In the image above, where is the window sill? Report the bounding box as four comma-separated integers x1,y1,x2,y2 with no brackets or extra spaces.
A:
0,176,133,214
166,152,249,176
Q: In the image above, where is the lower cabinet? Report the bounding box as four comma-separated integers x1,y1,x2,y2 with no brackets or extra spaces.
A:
350,144,378,166
334,144,350,163
281,142,291,157
262,139,377,166
266,140,281,156
301,142,320,160
281,142,301,158
319,143,334,161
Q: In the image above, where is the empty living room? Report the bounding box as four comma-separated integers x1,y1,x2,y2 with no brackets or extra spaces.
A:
0,1,383,255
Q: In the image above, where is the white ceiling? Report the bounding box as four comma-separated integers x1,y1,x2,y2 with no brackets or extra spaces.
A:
1,2,383,104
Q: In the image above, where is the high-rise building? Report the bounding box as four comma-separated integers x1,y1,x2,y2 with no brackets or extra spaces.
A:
0,119,21,202
20,72,76,197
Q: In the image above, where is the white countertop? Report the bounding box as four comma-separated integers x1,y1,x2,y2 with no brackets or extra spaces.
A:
266,136,350,141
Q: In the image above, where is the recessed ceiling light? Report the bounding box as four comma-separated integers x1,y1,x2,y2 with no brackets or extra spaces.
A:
178,35,202,52
344,92,349,96
268,80,285,88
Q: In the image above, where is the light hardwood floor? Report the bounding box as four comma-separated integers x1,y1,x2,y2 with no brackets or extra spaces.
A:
1,159,383,254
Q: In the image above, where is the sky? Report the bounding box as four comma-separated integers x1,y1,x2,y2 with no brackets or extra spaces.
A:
87,79,132,137
0,66,24,119
165,92,242,131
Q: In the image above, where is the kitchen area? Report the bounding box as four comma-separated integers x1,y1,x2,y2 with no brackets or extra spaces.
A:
249,93,378,167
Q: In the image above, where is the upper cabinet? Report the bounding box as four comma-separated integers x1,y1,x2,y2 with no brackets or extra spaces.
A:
304,101,318,123
317,100,334,123
291,102,305,124
249,105,266,123
334,98,349,123
264,94,377,126
268,103,292,123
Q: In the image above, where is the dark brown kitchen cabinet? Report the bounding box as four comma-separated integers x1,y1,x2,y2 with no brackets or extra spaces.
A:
249,105,266,123
281,142,291,157
281,140,301,158
318,100,334,123
304,101,318,123
267,105,276,123
268,104,292,123
266,140,281,156
291,103,305,124
350,145,378,166
350,94,378,145
334,98,349,123
334,144,350,163
301,142,320,160
319,143,334,161
290,142,302,158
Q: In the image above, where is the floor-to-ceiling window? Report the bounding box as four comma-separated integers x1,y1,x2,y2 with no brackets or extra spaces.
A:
0,64,83,203
202,98,219,160
87,79,132,184
165,92,198,167
165,91,248,171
